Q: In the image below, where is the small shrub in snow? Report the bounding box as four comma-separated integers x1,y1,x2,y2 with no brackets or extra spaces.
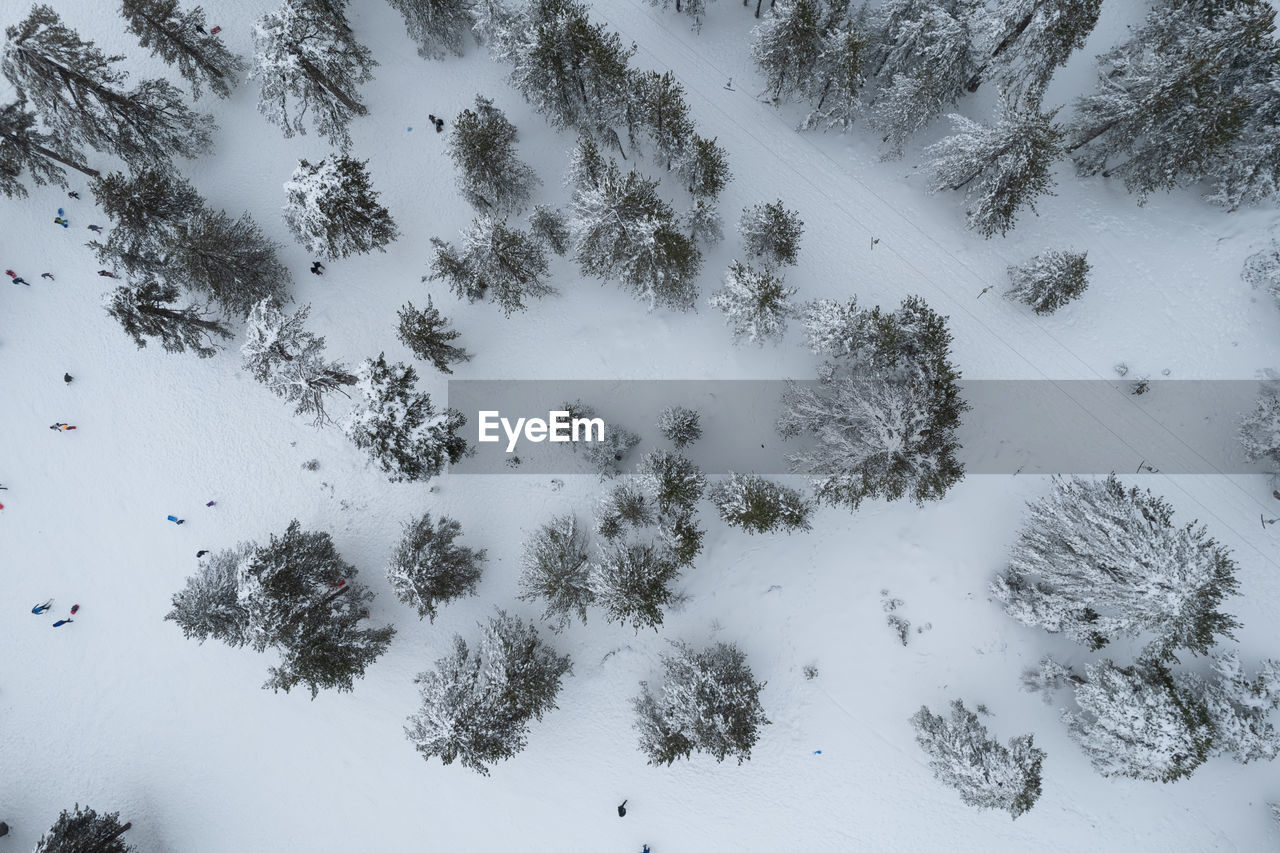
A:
589,541,681,632
708,261,797,346
738,200,804,267
636,449,706,514
387,513,486,621
1005,249,1090,314
283,155,398,259
707,473,812,534
656,405,702,448
595,481,656,541
519,514,594,631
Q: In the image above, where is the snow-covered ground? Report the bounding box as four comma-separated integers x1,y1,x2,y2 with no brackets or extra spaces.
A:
2,1,1279,851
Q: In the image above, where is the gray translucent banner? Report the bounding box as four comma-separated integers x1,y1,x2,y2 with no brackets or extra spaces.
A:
445,380,1273,476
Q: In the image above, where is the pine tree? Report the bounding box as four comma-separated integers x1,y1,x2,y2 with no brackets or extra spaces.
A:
967,0,1101,95
751,0,825,102
629,70,694,169
387,0,472,60
802,22,866,131
595,481,657,541
343,354,468,481
104,279,232,358
708,261,796,346
1004,249,1089,314
165,543,254,645
121,0,247,99
648,0,712,33
1064,658,1213,783
1200,650,1280,764
677,134,731,199
528,204,571,255
656,405,702,448
397,296,472,373
448,94,540,213
708,472,812,534
569,139,702,311
738,200,804,267
1242,241,1280,309
168,208,293,318
637,449,706,514
582,423,642,477
470,0,525,57
387,513,486,620
3,5,216,166
1208,81,1280,210
926,97,1062,237
283,156,398,259
33,805,133,853
1066,0,1279,201
519,513,594,631
0,98,98,198
634,641,769,765
588,541,681,631
241,299,357,426
406,610,572,775
1239,388,1280,468
683,199,724,249
991,475,1241,659
911,700,1045,819
428,215,554,315
251,0,377,147
90,166,204,279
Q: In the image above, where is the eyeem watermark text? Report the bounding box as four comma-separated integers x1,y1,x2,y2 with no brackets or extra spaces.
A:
477,410,606,452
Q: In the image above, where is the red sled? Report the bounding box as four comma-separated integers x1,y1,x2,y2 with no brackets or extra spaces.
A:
209,26,222,35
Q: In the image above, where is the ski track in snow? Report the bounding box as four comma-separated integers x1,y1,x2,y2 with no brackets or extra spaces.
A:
0,1,1279,851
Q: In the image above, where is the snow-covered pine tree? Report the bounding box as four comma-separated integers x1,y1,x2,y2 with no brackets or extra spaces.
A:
1064,658,1213,783
751,0,825,102
448,94,540,213
784,295,967,510
90,166,204,278
657,405,702,448
168,208,293,318
0,98,98,198
925,97,1063,237
1208,78,1280,210
528,204,571,255
708,472,813,534
658,504,705,567
588,541,682,632
637,449,706,514
582,423,641,477
677,133,732,200
708,261,797,346
3,5,215,167
801,21,866,131
428,215,553,315
595,480,657,541
470,0,525,57
104,279,232,358
121,0,247,99
1239,387,1280,468
519,513,594,631
33,804,133,853
165,543,254,646
634,641,769,765
1004,248,1089,314
629,69,694,169
910,699,1045,819
387,512,486,621
241,299,357,426
1199,650,1280,764
738,200,804,267
648,0,712,33
284,155,398,259
569,139,702,311
1066,0,1279,201
991,475,1241,658
386,0,472,60
683,198,725,249
240,519,395,698
397,296,472,373
967,0,1101,95
343,354,468,481
251,0,377,147
406,610,572,774
1242,241,1280,309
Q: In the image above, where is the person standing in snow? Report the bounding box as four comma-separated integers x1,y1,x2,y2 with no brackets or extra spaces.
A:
617,800,628,817
67,190,80,199
87,224,103,233
435,117,445,133
97,270,117,278
310,261,325,275
64,373,73,384
49,423,76,431
196,550,210,558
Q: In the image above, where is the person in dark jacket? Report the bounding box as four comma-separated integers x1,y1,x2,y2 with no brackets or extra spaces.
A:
31,599,53,614
617,800,627,817
97,270,117,278
64,372,73,384
311,261,325,275
52,618,73,627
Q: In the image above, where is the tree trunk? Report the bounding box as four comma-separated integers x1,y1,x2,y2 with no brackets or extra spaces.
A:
296,55,366,115
26,139,100,178
139,10,227,83
965,9,1035,93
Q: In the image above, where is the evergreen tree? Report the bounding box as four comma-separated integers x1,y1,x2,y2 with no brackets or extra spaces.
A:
528,204,571,255
629,69,694,169
588,541,681,631
90,166,204,279
168,207,293,318
634,641,769,765
582,423,642,477
925,98,1063,237
251,0,377,147
648,0,712,33
569,138,702,311
406,610,572,775
165,543,254,645
636,449,706,514
1208,80,1280,210
283,155,399,259
967,0,1101,95
428,215,554,315
911,699,1045,819
396,296,472,373
802,21,866,131
241,299,357,426
3,5,215,166
387,512,486,620
708,472,812,534
1066,0,1280,201
739,200,804,267
1238,387,1280,468
1004,248,1089,314
470,0,525,57
656,405,702,448
709,261,796,346
751,0,825,102
1242,241,1280,309
448,94,540,213
386,0,472,60
785,295,967,510
683,198,725,249
1064,658,1213,783
519,513,594,631
677,133,731,199
595,480,657,541
121,0,247,99
343,354,468,481
1200,650,1280,764
33,805,133,853
991,475,1241,658
104,279,232,358
0,98,98,198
